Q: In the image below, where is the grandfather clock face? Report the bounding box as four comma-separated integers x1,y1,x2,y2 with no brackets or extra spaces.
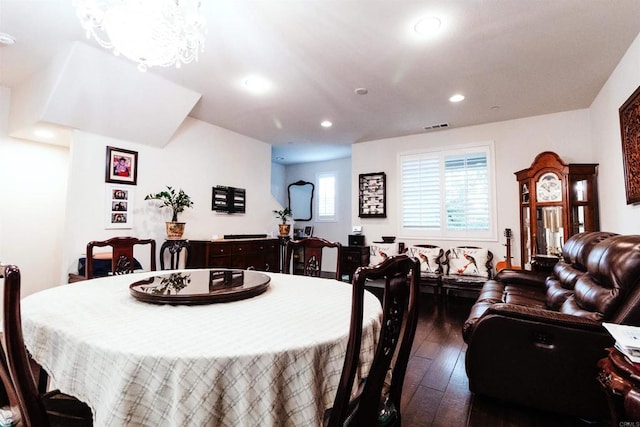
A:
536,172,562,202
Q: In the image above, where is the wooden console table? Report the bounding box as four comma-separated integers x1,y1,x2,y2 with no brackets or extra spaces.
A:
186,238,279,272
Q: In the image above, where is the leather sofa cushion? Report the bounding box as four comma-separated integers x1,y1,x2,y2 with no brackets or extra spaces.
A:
503,285,547,308
568,235,640,321
546,278,575,310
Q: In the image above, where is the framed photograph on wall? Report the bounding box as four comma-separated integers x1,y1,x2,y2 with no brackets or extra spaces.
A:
359,172,386,218
620,84,640,204
106,146,138,185
105,184,134,229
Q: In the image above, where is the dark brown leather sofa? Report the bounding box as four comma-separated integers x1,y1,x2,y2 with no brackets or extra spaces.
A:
462,231,640,419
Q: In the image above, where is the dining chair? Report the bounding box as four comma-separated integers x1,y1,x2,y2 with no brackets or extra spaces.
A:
284,237,342,280
85,236,156,279
324,254,420,427
2,265,93,426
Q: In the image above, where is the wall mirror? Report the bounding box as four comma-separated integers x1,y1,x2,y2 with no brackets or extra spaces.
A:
288,180,314,221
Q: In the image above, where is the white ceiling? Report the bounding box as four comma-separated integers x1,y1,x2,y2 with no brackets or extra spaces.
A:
1,1,639,165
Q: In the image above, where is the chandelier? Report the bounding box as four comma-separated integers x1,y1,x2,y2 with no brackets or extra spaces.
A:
73,0,207,72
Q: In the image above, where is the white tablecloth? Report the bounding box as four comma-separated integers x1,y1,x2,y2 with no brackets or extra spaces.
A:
21,270,382,427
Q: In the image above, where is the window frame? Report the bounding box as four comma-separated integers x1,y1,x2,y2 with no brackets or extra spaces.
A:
317,171,337,222
398,141,497,241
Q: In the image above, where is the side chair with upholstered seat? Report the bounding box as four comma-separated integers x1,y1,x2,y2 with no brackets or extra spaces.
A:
85,236,156,279
3,265,93,426
325,253,420,427
284,237,343,280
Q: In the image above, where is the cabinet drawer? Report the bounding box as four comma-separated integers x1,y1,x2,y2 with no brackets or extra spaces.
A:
209,245,230,256
232,242,257,254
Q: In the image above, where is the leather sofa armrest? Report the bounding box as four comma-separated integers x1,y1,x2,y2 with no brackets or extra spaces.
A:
465,303,613,418
493,268,549,288
485,303,604,332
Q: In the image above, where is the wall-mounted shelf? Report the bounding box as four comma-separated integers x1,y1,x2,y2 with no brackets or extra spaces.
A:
212,186,246,214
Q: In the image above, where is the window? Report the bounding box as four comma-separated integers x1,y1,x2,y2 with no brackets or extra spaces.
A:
400,142,495,240
317,172,336,221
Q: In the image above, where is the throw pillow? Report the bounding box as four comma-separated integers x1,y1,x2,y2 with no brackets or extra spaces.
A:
447,247,489,278
408,246,442,273
369,243,400,266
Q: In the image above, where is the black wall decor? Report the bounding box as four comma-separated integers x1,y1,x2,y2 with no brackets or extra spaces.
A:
359,172,386,218
212,186,246,214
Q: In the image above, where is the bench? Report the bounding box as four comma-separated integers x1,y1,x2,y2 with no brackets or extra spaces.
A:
406,245,494,298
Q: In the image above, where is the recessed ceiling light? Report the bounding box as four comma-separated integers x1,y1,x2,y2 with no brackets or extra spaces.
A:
0,32,16,45
33,129,55,139
414,16,441,35
490,105,500,111
321,120,333,128
243,76,271,94
354,87,368,95
449,94,465,103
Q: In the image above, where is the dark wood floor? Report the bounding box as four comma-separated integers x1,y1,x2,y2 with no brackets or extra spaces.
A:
367,290,605,427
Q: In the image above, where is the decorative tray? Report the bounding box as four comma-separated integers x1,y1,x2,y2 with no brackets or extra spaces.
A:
129,269,270,305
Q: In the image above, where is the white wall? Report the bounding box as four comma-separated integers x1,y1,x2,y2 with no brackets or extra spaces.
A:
285,157,352,272
0,87,70,296
590,32,640,233
352,109,594,267
62,117,281,279
271,161,287,207
2,28,639,292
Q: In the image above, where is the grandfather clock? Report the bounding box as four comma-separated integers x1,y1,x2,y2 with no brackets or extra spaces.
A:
515,151,599,269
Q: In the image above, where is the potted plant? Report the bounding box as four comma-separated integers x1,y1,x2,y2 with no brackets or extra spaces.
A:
273,207,292,236
145,186,194,239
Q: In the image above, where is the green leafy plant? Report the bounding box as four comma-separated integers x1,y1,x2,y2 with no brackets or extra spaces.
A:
273,207,292,224
145,186,193,222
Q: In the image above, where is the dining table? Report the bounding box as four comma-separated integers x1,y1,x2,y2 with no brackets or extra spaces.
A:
20,269,383,427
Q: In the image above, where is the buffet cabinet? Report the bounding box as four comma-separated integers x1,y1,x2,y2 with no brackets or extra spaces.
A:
515,151,599,269
186,238,279,272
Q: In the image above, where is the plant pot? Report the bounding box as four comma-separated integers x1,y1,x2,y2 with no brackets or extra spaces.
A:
166,222,186,240
278,224,291,237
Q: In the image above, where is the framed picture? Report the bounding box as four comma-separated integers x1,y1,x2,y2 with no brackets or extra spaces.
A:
620,84,640,204
303,226,314,237
106,146,138,185
105,184,134,229
359,172,386,218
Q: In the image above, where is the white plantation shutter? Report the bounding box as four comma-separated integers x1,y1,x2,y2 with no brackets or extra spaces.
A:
400,143,494,239
444,153,489,231
401,154,440,229
318,172,336,220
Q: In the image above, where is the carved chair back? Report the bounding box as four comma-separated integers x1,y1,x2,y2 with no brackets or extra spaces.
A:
3,265,93,426
86,237,156,279
284,237,342,280
325,254,420,427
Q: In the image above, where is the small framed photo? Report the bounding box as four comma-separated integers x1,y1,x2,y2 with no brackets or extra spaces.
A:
105,184,134,229
106,146,138,185
304,226,314,237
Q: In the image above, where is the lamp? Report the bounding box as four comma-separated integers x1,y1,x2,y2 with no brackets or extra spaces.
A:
73,0,207,72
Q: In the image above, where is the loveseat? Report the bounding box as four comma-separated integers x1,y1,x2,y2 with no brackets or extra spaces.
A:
462,231,640,419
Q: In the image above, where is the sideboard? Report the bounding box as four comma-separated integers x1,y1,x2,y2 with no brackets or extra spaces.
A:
186,238,280,272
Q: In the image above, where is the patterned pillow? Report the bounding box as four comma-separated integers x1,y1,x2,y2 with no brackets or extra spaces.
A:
369,243,400,266
447,247,489,278
408,246,442,273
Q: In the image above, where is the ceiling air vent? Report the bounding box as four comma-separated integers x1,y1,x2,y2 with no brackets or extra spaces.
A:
423,122,449,131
